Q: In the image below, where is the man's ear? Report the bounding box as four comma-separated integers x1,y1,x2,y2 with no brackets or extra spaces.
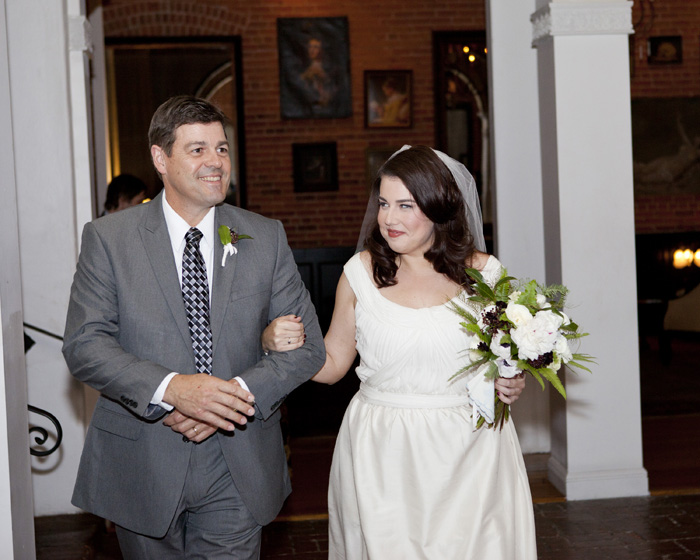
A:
151,145,167,175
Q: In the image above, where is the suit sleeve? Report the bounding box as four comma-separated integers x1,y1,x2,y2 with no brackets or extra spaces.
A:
237,221,326,421
62,221,172,419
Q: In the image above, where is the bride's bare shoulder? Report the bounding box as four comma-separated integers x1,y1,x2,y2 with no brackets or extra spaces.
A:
358,250,372,267
467,251,492,272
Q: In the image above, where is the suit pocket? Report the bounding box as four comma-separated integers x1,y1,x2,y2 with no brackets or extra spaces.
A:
91,404,143,441
230,286,268,303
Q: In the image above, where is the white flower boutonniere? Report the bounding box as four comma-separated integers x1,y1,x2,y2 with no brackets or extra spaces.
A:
218,225,253,267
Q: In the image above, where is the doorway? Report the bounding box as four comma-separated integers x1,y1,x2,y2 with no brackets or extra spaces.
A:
433,30,491,244
105,37,247,206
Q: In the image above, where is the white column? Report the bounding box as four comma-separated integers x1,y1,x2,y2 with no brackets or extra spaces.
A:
486,0,549,453
7,0,96,515
0,0,36,554
533,0,648,499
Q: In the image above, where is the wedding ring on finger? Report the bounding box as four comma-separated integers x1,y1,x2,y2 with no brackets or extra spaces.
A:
288,338,291,345
193,426,198,434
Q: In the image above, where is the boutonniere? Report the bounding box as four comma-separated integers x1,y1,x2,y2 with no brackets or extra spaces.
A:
218,225,253,267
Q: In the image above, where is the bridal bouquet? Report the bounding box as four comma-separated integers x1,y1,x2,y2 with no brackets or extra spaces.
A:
450,268,593,430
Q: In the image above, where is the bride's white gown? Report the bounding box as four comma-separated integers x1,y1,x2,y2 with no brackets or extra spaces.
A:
328,253,537,559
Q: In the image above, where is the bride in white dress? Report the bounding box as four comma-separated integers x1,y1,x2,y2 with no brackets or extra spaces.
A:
264,145,537,559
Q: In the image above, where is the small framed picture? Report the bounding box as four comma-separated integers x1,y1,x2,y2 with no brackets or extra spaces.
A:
292,142,338,193
365,146,399,187
647,36,682,64
364,70,412,128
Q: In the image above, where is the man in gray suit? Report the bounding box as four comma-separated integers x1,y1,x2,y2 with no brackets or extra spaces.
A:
63,96,325,558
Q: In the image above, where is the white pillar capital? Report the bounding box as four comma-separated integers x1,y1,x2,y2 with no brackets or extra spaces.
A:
531,1,633,47
69,15,93,54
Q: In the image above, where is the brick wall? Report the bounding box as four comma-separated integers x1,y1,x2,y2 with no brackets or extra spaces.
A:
102,0,699,242
102,0,485,247
630,0,700,233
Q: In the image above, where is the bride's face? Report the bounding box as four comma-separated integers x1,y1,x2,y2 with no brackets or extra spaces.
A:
377,176,434,256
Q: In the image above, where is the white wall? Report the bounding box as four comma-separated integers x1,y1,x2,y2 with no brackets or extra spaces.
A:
486,0,550,453
0,306,16,558
6,0,95,516
1,0,37,553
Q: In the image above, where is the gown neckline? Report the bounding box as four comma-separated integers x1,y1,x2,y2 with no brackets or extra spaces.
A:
357,253,496,312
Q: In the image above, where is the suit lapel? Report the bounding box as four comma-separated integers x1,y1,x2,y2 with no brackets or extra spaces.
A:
210,206,238,357
140,192,193,354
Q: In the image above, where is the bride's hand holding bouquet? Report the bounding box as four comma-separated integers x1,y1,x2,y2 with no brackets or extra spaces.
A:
451,268,594,430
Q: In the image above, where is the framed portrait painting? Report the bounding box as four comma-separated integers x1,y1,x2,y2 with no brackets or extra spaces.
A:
292,142,339,193
365,70,412,128
278,17,352,119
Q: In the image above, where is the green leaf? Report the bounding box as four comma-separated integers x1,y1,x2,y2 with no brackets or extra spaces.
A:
568,354,595,373
218,225,232,245
462,323,484,337
483,361,499,381
520,362,545,390
538,368,567,399
474,282,496,302
448,356,490,381
465,267,486,285
449,302,478,324
493,275,516,299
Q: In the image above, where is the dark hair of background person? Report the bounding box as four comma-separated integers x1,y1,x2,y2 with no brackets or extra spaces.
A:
103,173,147,213
148,95,228,156
364,145,477,290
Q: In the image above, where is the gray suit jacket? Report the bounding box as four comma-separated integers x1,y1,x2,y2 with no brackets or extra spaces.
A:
63,193,325,537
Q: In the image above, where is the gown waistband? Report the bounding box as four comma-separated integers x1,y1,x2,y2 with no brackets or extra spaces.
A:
359,382,471,409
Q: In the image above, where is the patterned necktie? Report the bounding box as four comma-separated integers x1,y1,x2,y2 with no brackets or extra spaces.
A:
181,228,213,375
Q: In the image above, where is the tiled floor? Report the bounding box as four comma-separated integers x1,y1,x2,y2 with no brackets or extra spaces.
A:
34,332,700,559
35,492,700,559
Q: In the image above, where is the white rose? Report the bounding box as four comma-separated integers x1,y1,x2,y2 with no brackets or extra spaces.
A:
536,294,547,308
490,331,512,360
511,310,562,361
536,309,564,330
505,302,532,327
554,333,572,363
496,358,521,378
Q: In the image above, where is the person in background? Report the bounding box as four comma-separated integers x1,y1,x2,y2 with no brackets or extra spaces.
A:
101,173,147,215
263,145,535,559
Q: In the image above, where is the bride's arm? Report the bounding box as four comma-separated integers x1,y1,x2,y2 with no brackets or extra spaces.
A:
311,273,358,385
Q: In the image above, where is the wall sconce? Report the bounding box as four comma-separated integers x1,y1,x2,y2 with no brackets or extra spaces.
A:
673,248,700,269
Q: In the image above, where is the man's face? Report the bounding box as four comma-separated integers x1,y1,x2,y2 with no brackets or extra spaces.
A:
151,122,230,224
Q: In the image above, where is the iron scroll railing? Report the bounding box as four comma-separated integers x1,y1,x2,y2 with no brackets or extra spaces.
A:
28,405,63,457
24,323,64,457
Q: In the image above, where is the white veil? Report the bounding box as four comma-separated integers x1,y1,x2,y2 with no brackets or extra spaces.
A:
356,145,486,253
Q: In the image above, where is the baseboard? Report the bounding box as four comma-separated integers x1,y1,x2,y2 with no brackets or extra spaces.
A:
548,456,649,500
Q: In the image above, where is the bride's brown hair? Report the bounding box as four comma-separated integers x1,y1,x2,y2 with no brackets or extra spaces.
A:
364,145,477,288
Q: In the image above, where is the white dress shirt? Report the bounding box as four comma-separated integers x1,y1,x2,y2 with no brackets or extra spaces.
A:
150,193,248,411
